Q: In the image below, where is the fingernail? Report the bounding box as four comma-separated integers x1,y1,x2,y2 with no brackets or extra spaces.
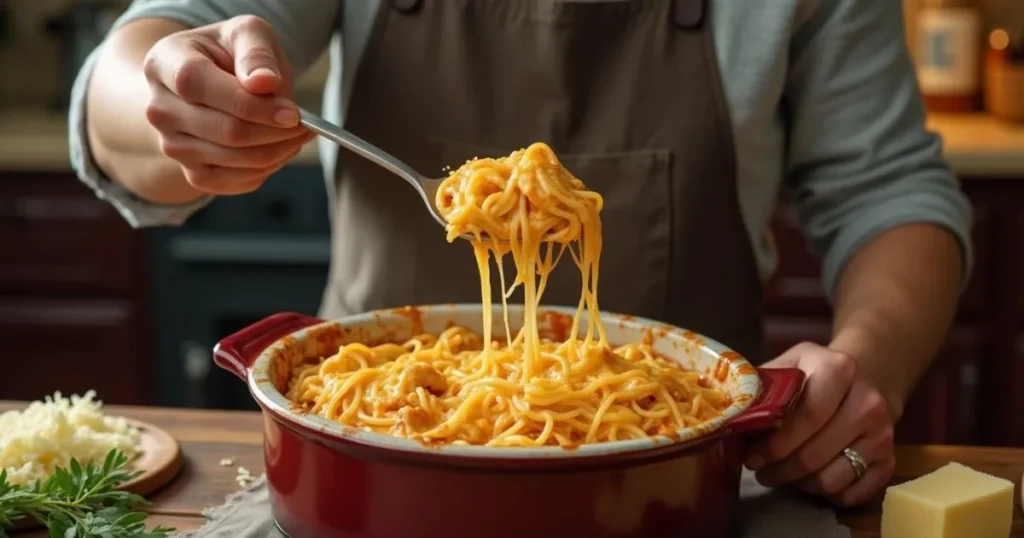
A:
273,108,298,127
248,67,279,79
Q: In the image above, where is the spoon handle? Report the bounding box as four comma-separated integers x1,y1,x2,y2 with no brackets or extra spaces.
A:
298,108,422,186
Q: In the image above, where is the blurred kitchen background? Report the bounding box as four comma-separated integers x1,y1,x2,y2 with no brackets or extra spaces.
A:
0,0,1022,449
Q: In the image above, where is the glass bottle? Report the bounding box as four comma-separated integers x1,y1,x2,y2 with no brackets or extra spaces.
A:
916,0,983,113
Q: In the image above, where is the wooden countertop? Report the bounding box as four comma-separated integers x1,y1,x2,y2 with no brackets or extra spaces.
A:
0,109,1021,178
926,114,1024,178
3,403,1022,537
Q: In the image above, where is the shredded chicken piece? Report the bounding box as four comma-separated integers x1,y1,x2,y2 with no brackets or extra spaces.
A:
391,406,438,437
399,363,448,395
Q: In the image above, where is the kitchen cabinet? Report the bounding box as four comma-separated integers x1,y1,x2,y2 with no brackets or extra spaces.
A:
1009,335,1024,445
766,178,1024,447
0,297,144,404
0,172,151,405
896,327,985,445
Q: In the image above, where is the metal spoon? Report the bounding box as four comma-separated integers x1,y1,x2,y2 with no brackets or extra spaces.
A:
297,108,462,236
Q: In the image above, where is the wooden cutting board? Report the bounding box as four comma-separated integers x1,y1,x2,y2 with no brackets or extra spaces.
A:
118,418,184,495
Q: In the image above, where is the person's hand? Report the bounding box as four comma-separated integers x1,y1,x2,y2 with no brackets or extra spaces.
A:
142,15,314,195
744,342,897,506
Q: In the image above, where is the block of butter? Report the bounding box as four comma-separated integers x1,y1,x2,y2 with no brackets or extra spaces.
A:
881,462,1014,538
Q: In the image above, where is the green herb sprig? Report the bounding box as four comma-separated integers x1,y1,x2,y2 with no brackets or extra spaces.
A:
0,449,173,538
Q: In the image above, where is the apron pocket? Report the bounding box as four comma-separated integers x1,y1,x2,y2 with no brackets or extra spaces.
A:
432,138,673,322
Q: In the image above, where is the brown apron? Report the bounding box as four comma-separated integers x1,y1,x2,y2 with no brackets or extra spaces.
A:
321,0,768,365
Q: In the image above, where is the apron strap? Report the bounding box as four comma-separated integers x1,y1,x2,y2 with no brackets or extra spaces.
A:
670,0,705,30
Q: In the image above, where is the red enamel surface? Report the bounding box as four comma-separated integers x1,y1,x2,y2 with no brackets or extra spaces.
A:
264,412,744,538
215,310,806,538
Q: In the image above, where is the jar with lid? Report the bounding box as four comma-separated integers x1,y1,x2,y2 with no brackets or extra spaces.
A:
915,0,983,113
985,26,1024,123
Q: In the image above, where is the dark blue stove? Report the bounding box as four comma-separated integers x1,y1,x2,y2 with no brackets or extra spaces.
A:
150,164,330,410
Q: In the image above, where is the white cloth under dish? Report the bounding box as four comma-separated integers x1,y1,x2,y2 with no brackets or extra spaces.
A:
172,470,851,538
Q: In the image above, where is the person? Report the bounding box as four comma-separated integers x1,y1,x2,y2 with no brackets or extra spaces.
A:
73,0,972,507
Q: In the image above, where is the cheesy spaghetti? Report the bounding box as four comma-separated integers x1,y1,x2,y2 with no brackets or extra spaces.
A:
287,142,730,447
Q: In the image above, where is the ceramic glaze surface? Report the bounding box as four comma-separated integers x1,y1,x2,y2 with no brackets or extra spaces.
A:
213,307,804,538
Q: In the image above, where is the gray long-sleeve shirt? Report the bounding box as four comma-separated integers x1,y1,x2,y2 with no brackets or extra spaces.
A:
69,0,974,298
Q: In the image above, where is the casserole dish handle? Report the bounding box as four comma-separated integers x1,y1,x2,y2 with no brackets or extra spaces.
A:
724,367,805,434
214,312,325,380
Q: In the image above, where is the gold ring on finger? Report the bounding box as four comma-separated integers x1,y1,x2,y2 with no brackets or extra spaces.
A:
842,447,867,481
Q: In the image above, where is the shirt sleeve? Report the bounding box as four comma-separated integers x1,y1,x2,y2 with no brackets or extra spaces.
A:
69,0,339,228
782,0,974,300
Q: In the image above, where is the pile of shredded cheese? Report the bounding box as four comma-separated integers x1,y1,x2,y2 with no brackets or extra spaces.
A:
0,391,141,486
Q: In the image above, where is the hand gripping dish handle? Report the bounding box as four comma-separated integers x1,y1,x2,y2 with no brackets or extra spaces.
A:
725,367,806,434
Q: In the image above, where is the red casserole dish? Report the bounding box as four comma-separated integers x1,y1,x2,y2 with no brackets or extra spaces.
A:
214,304,804,538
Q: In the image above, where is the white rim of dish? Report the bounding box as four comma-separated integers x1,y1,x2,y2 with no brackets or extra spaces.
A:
246,304,762,459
